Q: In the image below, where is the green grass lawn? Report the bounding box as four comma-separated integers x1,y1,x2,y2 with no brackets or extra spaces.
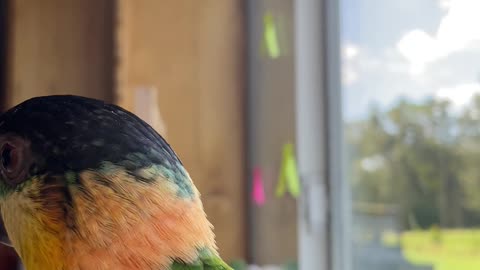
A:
400,229,480,270
231,229,480,270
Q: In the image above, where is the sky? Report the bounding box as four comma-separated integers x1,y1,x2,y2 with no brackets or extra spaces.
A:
340,0,480,121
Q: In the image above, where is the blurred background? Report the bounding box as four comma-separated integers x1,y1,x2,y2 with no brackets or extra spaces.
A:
1,1,480,270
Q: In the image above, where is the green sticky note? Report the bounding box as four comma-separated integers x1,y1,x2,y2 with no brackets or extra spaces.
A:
275,164,286,197
284,143,300,197
275,143,288,197
285,155,300,198
263,11,280,59
276,143,301,198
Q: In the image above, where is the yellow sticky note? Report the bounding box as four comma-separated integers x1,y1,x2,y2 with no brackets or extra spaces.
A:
263,11,280,59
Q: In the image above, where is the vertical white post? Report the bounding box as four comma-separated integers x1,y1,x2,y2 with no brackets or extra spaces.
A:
294,0,329,270
295,0,351,269
324,0,353,269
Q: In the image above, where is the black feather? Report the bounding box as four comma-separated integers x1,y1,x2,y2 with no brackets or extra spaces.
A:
0,95,185,181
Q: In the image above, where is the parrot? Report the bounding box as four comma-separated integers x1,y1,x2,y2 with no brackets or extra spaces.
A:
0,95,233,270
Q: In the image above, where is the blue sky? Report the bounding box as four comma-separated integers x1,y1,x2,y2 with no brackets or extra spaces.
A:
340,0,480,121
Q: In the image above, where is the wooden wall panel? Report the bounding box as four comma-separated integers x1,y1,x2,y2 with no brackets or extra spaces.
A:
5,0,114,107
116,0,246,261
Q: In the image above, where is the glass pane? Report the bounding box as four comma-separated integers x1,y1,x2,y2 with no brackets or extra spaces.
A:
340,1,480,270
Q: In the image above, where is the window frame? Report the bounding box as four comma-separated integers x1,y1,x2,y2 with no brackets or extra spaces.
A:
294,0,352,270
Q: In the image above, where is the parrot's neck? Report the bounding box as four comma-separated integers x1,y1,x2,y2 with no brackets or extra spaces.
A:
4,169,217,270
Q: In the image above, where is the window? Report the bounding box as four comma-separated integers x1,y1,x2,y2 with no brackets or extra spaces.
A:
341,1,480,269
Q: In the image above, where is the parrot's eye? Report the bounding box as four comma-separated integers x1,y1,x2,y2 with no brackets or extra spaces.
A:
2,143,16,170
0,137,32,186
1,144,13,169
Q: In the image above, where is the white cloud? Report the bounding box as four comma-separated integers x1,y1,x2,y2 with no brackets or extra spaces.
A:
397,30,440,74
439,0,453,10
342,44,361,86
397,0,480,74
437,0,480,52
343,68,359,86
435,83,480,109
343,44,359,60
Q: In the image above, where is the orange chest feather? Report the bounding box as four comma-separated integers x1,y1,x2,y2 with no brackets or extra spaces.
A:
1,169,216,270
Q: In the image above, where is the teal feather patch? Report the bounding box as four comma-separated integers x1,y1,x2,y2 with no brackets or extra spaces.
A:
97,161,194,198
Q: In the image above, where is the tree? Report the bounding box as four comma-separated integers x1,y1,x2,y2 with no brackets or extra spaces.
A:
348,97,474,229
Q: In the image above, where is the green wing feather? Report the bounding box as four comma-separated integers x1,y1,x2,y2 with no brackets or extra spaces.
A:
171,249,233,270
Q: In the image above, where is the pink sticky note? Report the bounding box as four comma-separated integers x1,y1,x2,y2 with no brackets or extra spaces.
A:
252,167,266,206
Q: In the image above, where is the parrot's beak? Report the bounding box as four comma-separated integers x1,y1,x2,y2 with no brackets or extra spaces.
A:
0,215,12,247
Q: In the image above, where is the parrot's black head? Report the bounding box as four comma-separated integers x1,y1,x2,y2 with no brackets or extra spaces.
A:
0,95,182,180
0,95,187,247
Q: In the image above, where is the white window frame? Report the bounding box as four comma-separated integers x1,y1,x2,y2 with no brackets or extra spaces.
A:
294,0,352,270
